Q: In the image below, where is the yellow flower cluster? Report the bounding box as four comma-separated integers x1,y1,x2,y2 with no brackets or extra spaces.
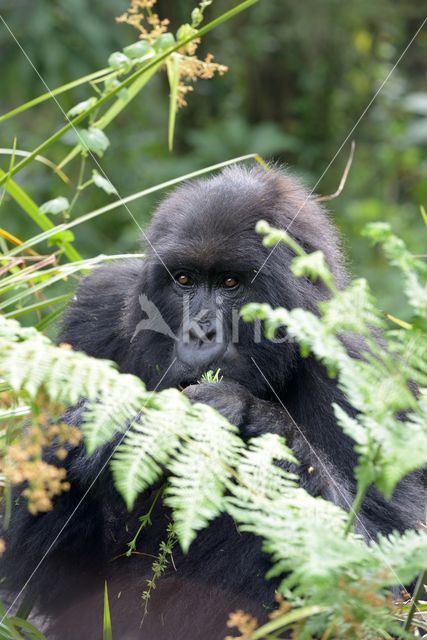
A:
225,610,258,640
177,53,228,109
116,0,169,43
4,400,81,515
116,0,228,110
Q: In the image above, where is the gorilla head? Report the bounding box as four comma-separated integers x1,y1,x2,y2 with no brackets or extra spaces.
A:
65,165,347,398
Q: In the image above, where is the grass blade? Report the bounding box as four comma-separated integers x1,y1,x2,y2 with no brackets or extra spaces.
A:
167,54,180,151
0,254,145,310
4,294,71,319
0,169,81,262
2,155,262,258
0,149,70,183
103,582,113,640
0,68,112,125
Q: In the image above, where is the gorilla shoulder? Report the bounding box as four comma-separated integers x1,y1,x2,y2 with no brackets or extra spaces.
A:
59,259,141,364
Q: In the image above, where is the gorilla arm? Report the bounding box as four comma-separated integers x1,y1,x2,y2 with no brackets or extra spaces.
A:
183,380,423,540
183,380,355,500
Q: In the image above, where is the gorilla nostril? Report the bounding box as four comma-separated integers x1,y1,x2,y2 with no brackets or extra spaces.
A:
204,328,217,342
188,321,217,344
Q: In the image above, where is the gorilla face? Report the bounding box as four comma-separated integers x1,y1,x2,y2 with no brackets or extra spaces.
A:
121,165,345,396
123,233,287,397
137,246,278,397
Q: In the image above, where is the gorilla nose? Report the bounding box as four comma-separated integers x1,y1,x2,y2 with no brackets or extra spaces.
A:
176,319,226,368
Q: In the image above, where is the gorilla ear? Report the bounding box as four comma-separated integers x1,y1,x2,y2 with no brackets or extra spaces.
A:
59,260,143,363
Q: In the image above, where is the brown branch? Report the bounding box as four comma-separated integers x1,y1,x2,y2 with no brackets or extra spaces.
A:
315,140,356,203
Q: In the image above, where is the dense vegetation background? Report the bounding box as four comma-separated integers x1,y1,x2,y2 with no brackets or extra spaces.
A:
1,0,426,312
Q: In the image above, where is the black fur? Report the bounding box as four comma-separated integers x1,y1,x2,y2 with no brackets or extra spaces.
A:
2,166,425,639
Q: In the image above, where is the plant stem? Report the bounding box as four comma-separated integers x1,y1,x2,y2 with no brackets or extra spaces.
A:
126,485,164,556
403,569,427,632
344,481,368,537
68,156,87,213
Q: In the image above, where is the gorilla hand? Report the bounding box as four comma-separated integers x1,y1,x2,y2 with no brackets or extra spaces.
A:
183,381,285,440
183,381,252,431
183,381,351,508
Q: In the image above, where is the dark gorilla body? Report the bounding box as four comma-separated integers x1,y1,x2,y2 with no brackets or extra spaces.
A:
2,167,425,639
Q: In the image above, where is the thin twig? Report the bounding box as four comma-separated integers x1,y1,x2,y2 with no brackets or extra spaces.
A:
315,140,355,203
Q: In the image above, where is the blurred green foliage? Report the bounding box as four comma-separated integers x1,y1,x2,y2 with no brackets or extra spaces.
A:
1,0,426,313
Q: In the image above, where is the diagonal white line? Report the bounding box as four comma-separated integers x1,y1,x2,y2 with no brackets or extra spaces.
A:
251,358,366,529
1,357,177,622
250,356,419,596
252,15,427,283
0,14,174,280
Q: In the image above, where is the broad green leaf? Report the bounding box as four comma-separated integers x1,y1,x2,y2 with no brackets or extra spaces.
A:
67,97,97,118
108,51,132,72
153,33,175,52
0,168,80,262
123,41,152,59
92,170,117,195
77,128,110,157
40,196,70,215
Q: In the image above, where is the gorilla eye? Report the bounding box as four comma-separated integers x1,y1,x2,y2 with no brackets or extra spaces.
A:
175,273,193,286
223,276,239,289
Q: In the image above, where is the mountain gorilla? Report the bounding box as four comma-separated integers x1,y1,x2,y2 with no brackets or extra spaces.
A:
2,166,424,639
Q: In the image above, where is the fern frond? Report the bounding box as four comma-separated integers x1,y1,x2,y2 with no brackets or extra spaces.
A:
165,403,244,552
363,222,427,317
373,529,427,586
234,433,298,499
0,316,151,454
80,374,147,453
111,389,191,511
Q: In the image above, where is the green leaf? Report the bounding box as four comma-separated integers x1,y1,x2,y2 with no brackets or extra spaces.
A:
108,51,132,72
255,219,305,256
123,41,152,59
153,33,175,52
0,168,80,262
67,97,97,118
0,67,111,125
47,230,75,246
5,294,71,319
165,404,243,552
176,23,197,41
77,128,110,157
92,170,117,195
111,389,190,510
39,196,70,215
